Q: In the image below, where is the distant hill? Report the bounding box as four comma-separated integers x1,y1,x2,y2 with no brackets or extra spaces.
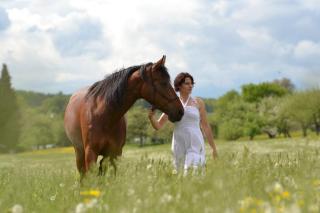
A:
16,90,70,107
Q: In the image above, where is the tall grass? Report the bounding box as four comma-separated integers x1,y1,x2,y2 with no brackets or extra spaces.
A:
0,138,319,212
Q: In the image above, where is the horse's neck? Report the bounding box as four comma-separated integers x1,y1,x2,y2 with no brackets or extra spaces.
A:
103,72,142,126
104,93,138,125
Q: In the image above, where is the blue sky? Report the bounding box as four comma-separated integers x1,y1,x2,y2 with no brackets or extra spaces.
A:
0,0,320,98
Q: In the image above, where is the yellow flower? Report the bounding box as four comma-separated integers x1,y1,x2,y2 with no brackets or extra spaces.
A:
298,200,304,207
277,206,285,213
274,195,281,203
80,190,101,197
83,198,91,204
255,199,264,206
250,209,257,213
89,190,101,197
281,191,290,199
312,180,320,187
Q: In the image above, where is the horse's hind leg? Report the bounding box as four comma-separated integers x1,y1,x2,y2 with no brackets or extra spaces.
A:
110,157,117,176
99,156,108,176
75,148,85,179
84,146,98,172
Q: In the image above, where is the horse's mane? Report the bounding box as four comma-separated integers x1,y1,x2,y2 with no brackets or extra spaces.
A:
85,63,153,107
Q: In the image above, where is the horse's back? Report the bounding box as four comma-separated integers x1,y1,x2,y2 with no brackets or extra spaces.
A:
64,87,88,150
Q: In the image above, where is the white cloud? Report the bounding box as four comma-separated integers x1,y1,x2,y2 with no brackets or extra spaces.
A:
55,72,90,82
0,0,319,97
300,0,320,10
294,40,320,59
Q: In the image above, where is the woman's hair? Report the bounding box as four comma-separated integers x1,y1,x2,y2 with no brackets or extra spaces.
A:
174,72,195,92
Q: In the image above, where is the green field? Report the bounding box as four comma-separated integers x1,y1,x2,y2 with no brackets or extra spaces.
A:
1,138,320,213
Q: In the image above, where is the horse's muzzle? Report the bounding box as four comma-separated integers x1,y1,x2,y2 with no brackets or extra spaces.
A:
168,108,184,122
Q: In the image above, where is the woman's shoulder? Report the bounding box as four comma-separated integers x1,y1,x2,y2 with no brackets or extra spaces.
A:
193,97,204,106
189,97,204,109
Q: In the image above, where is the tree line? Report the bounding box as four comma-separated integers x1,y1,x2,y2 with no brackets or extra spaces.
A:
211,82,320,140
0,64,319,152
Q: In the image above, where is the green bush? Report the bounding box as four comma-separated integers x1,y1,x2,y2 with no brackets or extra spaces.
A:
220,120,243,140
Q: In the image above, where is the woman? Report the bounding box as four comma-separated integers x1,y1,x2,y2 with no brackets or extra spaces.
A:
148,72,217,174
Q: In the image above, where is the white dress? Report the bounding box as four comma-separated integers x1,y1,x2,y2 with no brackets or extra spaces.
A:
172,96,206,171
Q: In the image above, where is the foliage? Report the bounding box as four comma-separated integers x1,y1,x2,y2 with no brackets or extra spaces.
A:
242,82,289,103
211,80,319,141
258,97,282,138
243,106,263,140
212,91,263,140
1,74,318,150
202,98,216,113
219,120,243,140
147,113,174,145
308,88,320,135
16,90,53,107
127,106,149,146
0,64,20,152
280,92,314,137
16,91,70,150
272,77,295,92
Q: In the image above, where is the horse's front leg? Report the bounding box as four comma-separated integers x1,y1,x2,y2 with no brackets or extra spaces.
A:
84,146,98,173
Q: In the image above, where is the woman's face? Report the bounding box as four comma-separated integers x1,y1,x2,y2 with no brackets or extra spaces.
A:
179,77,193,94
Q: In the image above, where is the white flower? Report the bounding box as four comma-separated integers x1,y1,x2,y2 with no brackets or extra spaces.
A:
75,203,86,213
50,194,56,201
59,183,65,188
103,204,109,211
127,188,135,196
86,198,98,208
146,164,152,170
273,182,283,193
308,204,319,212
160,193,173,203
11,204,23,213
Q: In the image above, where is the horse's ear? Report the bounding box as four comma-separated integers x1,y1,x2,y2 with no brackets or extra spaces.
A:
152,55,166,70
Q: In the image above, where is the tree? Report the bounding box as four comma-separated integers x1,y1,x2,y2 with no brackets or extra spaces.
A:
147,115,173,144
306,89,320,135
213,90,241,126
243,104,263,140
282,92,313,137
259,97,281,138
273,78,295,92
39,92,70,146
213,92,246,140
0,64,20,152
276,103,294,138
40,92,69,115
127,106,149,146
242,82,288,103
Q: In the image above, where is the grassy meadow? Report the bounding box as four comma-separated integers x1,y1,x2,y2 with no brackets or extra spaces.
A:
1,138,320,213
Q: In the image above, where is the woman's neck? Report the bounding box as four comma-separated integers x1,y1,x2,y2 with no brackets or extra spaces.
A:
179,93,190,102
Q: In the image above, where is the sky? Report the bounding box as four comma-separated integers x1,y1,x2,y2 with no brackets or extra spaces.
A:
0,0,320,98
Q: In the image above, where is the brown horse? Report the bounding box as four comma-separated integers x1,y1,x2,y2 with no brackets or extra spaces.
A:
64,56,184,177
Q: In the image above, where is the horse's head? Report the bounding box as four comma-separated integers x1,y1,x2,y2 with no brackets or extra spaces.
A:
140,56,184,122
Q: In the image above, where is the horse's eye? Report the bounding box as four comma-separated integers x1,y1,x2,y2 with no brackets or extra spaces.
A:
161,82,168,87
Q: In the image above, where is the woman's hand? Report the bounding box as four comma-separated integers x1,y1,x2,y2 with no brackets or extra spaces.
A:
148,107,156,120
212,149,218,159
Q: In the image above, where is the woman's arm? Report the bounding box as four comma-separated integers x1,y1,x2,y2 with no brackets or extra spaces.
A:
197,97,218,159
148,110,169,130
